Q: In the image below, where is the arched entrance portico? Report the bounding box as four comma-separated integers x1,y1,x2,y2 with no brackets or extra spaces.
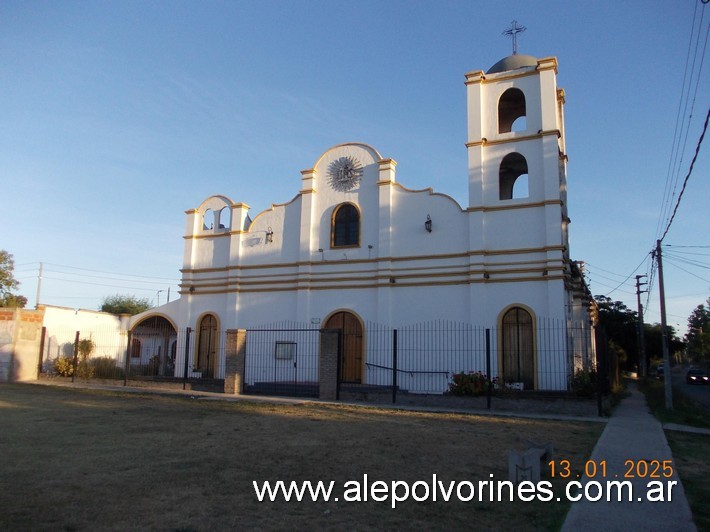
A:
130,315,178,376
324,311,363,384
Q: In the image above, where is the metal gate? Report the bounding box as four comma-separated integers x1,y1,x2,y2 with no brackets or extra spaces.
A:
243,328,323,397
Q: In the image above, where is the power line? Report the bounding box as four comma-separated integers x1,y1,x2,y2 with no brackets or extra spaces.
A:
663,252,710,269
656,1,706,240
603,255,651,297
662,257,710,283
583,261,634,280
659,107,710,242
41,276,176,293
42,262,179,282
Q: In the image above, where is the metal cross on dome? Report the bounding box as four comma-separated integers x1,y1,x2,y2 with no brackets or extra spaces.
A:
503,20,526,55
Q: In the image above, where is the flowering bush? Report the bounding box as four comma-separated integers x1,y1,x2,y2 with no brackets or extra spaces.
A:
54,356,74,377
448,371,492,396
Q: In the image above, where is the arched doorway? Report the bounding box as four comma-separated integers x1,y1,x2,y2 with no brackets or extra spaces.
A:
500,307,535,390
131,316,178,376
197,314,218,378
324,311,363,383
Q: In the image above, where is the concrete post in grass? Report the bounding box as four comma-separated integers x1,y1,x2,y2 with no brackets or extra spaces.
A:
319,330,339,401
224,329,246,395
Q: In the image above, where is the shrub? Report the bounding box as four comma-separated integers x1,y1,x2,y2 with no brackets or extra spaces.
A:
78,338,95,359
54,356,75,377
449,371,491,396
75,360,95,379
571,369,597,397
90,356,124,380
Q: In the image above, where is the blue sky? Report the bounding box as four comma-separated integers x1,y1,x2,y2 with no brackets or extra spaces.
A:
1,0,708,335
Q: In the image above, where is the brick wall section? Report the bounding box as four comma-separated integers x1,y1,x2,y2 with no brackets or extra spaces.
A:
318,331,339,401
224,329,246,395
0,307,45,382
0,308,45,322
0,309,16,321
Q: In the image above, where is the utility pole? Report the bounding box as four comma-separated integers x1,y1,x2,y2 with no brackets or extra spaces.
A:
655,240,673,410
35,262,43,309
635,275,648,377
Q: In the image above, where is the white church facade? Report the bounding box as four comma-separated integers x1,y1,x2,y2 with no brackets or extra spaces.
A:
133,53,596,394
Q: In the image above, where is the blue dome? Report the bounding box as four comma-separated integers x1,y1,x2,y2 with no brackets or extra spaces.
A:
487,54,538,74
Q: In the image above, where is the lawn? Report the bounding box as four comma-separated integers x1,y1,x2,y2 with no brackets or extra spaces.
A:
638,377,710,530
0,384,603,531
639,377,710,429
666,431,710,532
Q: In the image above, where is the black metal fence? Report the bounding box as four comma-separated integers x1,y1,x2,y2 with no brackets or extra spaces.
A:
36,318,596,399
353,318,595,397
242,328,330,397
37,324,226,389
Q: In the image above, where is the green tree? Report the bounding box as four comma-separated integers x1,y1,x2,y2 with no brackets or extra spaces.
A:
594,295,638,370
100,294,152,315
685,298,710,362
0,250,27,308
644,322,684,364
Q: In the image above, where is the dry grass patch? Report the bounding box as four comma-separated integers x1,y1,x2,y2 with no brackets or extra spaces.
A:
666,431,710,531
0,384,603,531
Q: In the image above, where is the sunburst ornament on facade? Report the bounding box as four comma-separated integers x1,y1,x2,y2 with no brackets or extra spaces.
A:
327,156,363,192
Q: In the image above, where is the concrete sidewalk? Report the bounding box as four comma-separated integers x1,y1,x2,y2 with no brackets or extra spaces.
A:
562,383,696,531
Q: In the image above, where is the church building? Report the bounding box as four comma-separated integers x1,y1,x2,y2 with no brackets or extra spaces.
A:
133,52,596,394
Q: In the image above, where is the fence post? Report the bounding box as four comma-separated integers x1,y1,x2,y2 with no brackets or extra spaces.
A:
183,327,192,391
71,331,79,383
124,330,132,387
392,329,398,404
224,329,246,395
36,326,47,380
336,330,342,401
486,328,492,410
596,328,606,417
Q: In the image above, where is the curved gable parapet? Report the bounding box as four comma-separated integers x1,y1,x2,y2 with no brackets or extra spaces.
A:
197,194,235,212
312,142,383,169
392,182,466,213
248,194,302,232
308,143,384,195
194,195,239,233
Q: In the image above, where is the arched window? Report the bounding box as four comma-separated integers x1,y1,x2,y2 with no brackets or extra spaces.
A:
218,206,231,230
331,203,360,248
501,307,535,390
498,88,527,133
499,153,529,200
203,209,215,231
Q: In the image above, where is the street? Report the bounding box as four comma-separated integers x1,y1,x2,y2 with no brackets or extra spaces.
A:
671,366,710,409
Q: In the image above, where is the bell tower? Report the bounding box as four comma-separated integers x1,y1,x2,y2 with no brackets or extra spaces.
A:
465,53,569,262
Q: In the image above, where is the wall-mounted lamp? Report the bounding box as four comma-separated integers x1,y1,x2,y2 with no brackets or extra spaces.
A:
265,227,274,244
425,214,432,233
